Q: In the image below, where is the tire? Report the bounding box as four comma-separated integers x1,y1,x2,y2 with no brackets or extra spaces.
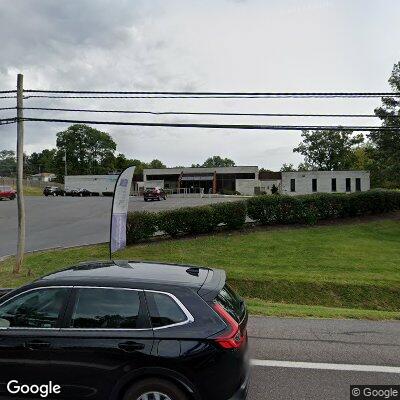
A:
144,198,148,202
123,378,189,400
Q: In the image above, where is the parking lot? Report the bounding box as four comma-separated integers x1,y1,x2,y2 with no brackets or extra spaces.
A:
0,195,242,257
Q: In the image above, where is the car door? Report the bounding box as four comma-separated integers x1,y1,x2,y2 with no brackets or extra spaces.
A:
0,287,70,398
49,287,154,400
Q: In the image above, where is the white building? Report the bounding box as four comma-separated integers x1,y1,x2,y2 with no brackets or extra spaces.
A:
65,175,119,194
281,170,370,195
29,172,56,182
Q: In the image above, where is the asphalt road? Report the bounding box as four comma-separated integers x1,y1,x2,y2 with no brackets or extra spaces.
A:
0,195,241,257
247,317,400,400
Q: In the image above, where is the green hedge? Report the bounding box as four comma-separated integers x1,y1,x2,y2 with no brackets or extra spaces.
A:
211,201,247,230
126,190,400,243
126,211,158,244
247,189,400,225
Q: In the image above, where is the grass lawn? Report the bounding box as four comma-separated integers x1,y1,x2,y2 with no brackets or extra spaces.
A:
1,219,399,319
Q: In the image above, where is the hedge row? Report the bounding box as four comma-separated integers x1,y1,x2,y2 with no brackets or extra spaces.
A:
126,190,400,244
126,201,247,244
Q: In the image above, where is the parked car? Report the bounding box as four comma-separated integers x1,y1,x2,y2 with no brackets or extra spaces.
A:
43,186,65,197
0,185,16,200
0,261,249,400
65,188,92,197
144,187,167,201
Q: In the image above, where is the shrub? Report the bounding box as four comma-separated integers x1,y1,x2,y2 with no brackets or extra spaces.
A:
158,206,217,236
246,190,400,226
126,211,158,244
211,201,247,230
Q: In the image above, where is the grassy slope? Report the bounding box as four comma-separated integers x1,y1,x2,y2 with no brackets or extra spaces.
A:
1,220,399,317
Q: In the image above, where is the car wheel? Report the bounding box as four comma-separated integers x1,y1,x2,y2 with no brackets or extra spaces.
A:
157,196,161,201
123,378,188,400
144,198,148,202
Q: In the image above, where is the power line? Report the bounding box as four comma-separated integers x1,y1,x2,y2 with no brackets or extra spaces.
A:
22,117,399,131
20,106,378,118
0,90,16,94
22,94,400,100
0,118,17,126
23,90,400,97
0,107,16,111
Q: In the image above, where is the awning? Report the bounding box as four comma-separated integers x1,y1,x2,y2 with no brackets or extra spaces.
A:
181,175,213,181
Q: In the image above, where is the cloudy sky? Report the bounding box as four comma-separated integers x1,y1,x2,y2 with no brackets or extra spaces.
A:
0,0,399,169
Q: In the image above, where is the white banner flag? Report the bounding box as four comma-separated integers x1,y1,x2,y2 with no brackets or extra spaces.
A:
110,166,135,255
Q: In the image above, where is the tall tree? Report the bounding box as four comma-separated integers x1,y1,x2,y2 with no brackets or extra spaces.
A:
26,149,57,175
55,124,117,179
280,163,295,172
293,129,364,171
370,61,400,188
197,156,236,168
0,150,16,176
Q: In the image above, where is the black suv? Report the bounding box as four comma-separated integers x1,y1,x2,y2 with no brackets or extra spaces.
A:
43,186,65,196
0,261,249,400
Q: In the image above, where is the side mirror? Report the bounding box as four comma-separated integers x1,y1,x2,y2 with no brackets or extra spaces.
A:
0,318,10,328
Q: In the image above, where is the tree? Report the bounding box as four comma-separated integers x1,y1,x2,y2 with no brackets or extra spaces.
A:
280,163,295,172
55,124,117,180
0,150,16,176
293,129,364,171
198,156,236,168
26,149,57,175
148,159,166,169
370,61,400,187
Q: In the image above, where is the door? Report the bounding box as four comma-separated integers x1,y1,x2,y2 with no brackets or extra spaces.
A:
50,287,154,400
0,287,70,398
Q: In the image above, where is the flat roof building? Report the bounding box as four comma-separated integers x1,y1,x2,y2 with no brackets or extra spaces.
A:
144,166,258,194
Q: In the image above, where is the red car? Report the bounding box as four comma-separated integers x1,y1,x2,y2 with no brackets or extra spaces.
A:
144,187,167,201
0,185,16,200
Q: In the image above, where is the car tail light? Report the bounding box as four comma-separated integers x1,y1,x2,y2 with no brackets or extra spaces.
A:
213,303,245,349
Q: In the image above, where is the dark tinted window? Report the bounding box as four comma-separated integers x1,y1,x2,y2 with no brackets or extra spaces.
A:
71,288,140,329
290,179,295,192
356,178,361,192
346,178,351,192
146,292,187,328
331,178,337,192
0,288,69,328
312,178,317,192
216,284,245,323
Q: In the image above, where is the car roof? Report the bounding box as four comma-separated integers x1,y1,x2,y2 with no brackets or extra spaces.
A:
38,260,216,290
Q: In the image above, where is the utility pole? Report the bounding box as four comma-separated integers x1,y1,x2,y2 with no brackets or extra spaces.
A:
64,148,67,180
14,74,25,274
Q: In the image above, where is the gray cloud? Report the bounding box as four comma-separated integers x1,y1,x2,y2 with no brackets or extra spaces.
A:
1,0,399,169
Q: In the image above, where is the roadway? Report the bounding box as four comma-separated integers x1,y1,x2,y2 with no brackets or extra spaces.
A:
0,195,240,257
247,317,400,400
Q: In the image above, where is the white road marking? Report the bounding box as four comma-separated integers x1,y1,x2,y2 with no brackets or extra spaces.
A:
250,359,400,374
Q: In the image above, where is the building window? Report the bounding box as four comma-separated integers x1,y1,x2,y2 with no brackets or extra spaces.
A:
346,178,351,192
290,179,296,192
312,178,317,192
355,178,361,192
331,178,337,192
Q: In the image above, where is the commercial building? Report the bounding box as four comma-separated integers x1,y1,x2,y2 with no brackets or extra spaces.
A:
143,167,370,196
65,168,370,196
143,166,258,194
281,170,370,195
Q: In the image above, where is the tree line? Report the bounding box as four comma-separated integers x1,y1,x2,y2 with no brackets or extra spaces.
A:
1,62,399,188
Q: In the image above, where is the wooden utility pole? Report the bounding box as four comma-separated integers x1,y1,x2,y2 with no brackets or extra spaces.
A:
14,74,25,274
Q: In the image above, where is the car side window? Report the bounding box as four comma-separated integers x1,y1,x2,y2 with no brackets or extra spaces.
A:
70,288,141,329
146,292,187,328
0,288,69,329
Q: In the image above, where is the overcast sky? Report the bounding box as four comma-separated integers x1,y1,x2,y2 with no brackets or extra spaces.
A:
0,0,399,169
